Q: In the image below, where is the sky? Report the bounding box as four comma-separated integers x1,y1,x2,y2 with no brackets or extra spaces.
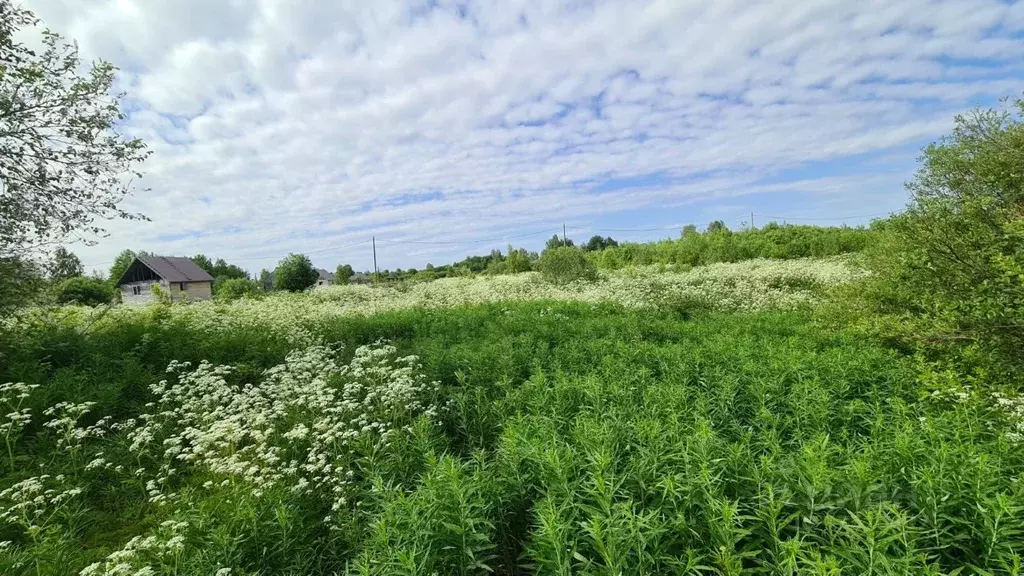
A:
21,0,1024,275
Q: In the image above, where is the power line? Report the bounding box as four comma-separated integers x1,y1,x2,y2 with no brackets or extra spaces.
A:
375,228,558,246
753,212,892,221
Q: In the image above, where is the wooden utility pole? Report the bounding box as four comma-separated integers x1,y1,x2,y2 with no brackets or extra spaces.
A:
372,236,378,282
751,211,755,229
562,223,567,245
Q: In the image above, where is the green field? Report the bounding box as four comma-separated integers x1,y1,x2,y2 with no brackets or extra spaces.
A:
3,255,1024,575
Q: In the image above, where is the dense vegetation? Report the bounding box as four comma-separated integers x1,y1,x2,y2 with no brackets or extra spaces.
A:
3,291,1024,574
2,15,1023,569
588,223,875,271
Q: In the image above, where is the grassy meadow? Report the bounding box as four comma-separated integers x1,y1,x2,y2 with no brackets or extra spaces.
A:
3,249,1024,575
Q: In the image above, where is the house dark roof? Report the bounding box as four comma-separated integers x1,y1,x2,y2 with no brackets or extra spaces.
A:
136,255,214,283
316,268,335,280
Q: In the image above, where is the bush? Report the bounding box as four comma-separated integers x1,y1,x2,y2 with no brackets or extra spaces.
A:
54,277,113,306
274,254,318,292
215,278,263,301
865,98,1024,378
537,246,598,284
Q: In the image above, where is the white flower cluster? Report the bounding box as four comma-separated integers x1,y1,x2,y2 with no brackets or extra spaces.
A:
991,391,1024,443
0,474,82,538
79,520,190,576
125,341,440,518
43,401,110,456
1,382,38,448
26,257,865,341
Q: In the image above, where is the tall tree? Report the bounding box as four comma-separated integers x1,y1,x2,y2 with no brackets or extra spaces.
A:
335,264,354,285
0,1,150,256
259,269,273,291
274,254,318,292
545,234,574,251
47,246,82,281
107,249,142,285
584,235,618,252
706,221,729,233
190,254,214,273
210,258,247,280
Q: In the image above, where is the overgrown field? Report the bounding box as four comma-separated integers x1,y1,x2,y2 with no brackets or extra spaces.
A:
2,259,1024,575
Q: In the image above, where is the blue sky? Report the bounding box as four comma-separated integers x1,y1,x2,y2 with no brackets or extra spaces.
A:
24,0,1024,274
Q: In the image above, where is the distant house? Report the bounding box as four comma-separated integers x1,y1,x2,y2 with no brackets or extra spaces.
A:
350,272,372,285
115,255,214,304
315,268,335,287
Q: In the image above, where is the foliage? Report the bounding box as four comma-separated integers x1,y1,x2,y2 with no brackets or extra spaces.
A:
537,246,598,284
0,255,43,313
54,276,112,306
335,264,354,285
210,259,247,280
259,269,273,291
0,0,149,255
273,253,318,292
47,247,83,282
706,220,730,233
545,234,575,250
3,297,1024,574
583,235,618,252
591,223,875,270
189,254,213,273
108,249,151,286
214,278,262,301
192,255,248,291
485,246,532,275
860,98,1024,379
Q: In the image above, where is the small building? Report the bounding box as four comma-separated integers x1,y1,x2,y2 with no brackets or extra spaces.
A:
315,268,335,287
115,255,214,304
350,272,372,285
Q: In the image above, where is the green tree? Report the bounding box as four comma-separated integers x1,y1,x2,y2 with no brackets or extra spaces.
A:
335,264,355,285
0,1,150,256
537,246,598,284
108,249,136,285
0,256,43,313
107,249,144,285
583,235,618,252
681,224,699,238
54,276,112,306
259,269,273,291
545,234,574,251
190,254,214,273
210,258,248,280
47,246,83,281
871,97,1024,375
274,254,318,292
215,278,262,301
706,221,729,234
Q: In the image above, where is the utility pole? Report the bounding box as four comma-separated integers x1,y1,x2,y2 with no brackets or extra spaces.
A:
751,211,755,229
562,223,567,246
372,236,378,283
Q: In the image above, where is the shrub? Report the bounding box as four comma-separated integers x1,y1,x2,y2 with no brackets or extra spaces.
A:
274,254,318,292
865,98,1024,378
215,278,262,301
54,277,113,306
537,247,598,284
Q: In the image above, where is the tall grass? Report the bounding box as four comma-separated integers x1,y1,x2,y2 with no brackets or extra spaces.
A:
2,297,1023,574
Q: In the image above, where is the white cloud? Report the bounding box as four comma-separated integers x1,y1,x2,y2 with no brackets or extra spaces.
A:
18,0,1024,273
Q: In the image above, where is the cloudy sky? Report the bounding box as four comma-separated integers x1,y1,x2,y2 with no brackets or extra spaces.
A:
23,0,1024,274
